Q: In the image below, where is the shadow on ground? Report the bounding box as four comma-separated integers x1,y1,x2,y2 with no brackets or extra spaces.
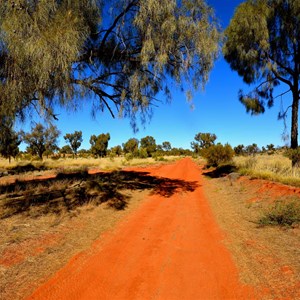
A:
0,170,199,219
203,164,237,179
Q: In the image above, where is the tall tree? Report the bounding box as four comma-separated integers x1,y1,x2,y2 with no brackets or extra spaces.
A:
0,116,21,162
140,136,157,157
223,0,300,153
64,130,83,158
22,123,60,160
0,0,220,129
90,133,110,157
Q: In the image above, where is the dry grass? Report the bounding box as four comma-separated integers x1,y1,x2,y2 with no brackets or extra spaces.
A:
0,156,179,172
234,154,300,187
202,171,300,299
0,189,150,300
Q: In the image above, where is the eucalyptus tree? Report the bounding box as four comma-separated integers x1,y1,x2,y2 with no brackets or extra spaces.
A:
191,132,217,154
64,130,83,158
140,136,157,157
90,133,110,157
0,0,220,130
123,138,139,156
224,0,300,151
22,123,60,160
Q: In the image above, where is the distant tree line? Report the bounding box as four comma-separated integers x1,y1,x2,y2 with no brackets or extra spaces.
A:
0,123,192,162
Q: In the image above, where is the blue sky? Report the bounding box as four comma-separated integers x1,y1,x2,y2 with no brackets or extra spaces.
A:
18,0,292,151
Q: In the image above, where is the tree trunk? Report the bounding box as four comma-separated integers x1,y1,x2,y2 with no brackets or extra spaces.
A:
291,86,299,167
291,88,299,149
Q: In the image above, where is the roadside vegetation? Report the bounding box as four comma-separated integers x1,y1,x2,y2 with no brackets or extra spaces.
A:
234,154,300,187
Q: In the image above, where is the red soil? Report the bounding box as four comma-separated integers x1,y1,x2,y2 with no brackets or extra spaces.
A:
27,158,255,300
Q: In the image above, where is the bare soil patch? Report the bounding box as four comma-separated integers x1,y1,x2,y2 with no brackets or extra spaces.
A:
202,168,300,299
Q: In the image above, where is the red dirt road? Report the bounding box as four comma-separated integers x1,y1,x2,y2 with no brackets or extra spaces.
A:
27,158,254,300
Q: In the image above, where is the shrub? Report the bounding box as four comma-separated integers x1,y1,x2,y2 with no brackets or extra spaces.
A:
138,147,148,158
125,153,134,161
259,199,300,226
202,143,234,167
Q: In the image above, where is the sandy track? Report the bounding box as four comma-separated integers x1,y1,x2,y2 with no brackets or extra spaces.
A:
27,158,254,299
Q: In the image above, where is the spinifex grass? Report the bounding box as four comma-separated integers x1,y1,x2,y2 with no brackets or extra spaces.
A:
234,154,300,187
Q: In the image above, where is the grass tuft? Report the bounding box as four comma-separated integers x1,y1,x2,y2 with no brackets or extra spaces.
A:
258,198,300,227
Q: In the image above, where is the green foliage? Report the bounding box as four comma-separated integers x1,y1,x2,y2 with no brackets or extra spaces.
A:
0,0,99,121
123,138,139,156
0,0,220,130
202,143,234,167
266,144,275,155
140,136,157,157
234,144,245,156
125,153,134,161
223,0,300,149
138,147,148,159
60,145,73,156
64,131,83,157
245,143,260,156
90,133,110,157
162,141,172,152
191,132,217,154
22,123,60,160
0,116,21,162
111,145,122,157
259,199,300,227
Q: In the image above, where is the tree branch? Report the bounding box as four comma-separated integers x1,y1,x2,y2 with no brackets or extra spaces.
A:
99,0,139,52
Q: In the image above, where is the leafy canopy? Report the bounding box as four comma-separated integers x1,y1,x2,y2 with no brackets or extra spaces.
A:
0,116,21,162
90,133,110,157
22,123,60,160
0,0,220,130
64,130,83,157
223,0,300,148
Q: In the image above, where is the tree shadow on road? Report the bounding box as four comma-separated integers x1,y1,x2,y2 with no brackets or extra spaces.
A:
0,170,199,219
203,164,237,179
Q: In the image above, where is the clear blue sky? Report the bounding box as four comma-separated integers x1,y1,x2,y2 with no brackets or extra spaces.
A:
17,0,292,151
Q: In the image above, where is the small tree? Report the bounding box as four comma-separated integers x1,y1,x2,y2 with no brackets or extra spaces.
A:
140,136,157,157
234,144,245,156
90,133,110,157
111,145,122,157
22,123,60,160
123,138,139,157
245,143,260,156
64,131,83,158
191,132,217,154
162,141,172,152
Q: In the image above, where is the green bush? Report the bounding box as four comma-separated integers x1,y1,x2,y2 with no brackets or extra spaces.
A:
138,148,148,158
259,199,300,226
125,153,134,161
202,143,234,167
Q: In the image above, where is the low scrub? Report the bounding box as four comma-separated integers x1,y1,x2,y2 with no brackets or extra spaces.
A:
202,143,234,167
259,198,300,227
